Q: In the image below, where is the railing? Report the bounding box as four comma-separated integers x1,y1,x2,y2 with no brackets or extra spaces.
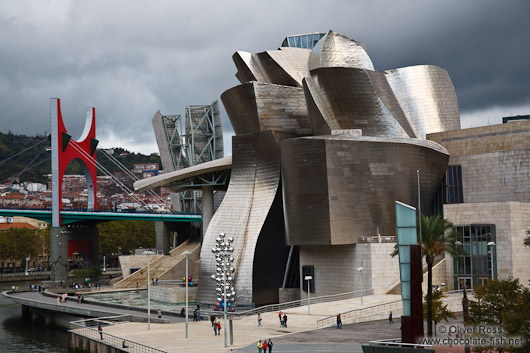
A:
359,236,397,243
218,288,375,320
369,338,432,349
0,206,200,216
316,299,402,328
0,270,50,277
157,280,199,287
70,315,167,353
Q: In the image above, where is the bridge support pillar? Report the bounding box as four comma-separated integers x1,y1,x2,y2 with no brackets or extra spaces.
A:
202,185,214,241
155,222,170,255
50,224,99,283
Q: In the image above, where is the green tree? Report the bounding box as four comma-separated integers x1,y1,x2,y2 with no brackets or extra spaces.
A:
0,228,38,266
98,220,156,256
392,214,465,337
423,290,456,336
420,215,463,337
469,278,530,353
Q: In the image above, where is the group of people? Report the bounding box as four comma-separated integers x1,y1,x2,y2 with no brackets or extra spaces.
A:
210,314,222,335
28,284,42,292
278,311,288,327
56,292,68,304
257,339,273,353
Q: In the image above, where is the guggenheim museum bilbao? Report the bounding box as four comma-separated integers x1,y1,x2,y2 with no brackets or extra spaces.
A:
135,30,530,307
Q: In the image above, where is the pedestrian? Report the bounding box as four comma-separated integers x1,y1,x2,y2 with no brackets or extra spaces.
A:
216,321,221,335
257,339,263,353
78,294,81,303
258,313,262,327
210,314,216,327
57,296,60,304
283,314,288,328
180,308,185,318
389,311,393,324
278,311,282,325
157,309,162,318
193,308,197,321
268,339,273,353
337,313,342,329
214,320,218,335
98,323,103,339
262,339,268,352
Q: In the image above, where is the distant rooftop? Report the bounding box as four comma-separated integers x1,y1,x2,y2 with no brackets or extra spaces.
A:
502,115,529,123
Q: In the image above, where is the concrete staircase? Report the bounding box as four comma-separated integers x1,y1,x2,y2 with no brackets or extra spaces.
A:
113,239,201,289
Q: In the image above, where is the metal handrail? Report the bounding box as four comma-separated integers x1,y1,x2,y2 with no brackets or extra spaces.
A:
221,288,375,320
369,338,432,348
316,299,402,328
70,315,167,353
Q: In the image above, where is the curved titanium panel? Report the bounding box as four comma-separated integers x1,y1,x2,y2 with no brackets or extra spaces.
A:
308,30,374,71
198,131,285,306
384,65,461,138
221,82,311,136
281,135,449,245
303,68,409,138
266,47,311,86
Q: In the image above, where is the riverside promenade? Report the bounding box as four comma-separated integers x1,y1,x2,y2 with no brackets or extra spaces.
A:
3,289,466,352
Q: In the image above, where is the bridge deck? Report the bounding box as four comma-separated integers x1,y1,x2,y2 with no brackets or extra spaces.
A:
0,209,201,225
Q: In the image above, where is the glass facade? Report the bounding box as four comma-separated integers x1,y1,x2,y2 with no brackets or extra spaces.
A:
281,33,326,49
453,224,496,289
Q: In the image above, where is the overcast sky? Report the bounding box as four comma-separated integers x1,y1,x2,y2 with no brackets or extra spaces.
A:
1,0,528,156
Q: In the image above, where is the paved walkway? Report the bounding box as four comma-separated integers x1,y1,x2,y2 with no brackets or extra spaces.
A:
3,290,184,323
101,294,402,352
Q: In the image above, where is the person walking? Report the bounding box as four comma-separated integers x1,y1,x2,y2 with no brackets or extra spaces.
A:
267,339,273,353
214,320,218,336
98,324,103,339
216,321,221,335
278,311,283,326
283,314,288,328
258,313,262,327
262,340,268,352
257,339,263,353
389,311,393,324
337,313,342,329
210,314,216,327
157,309,162,318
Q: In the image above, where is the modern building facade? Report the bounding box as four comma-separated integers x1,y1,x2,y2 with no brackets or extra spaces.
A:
428,120,530,290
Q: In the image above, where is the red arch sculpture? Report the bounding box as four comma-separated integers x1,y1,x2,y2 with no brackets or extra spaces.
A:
51,98,98,227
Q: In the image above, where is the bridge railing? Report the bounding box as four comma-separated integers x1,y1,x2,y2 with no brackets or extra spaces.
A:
70,315,167,353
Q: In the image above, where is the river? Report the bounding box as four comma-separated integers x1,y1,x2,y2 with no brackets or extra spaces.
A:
0,281,68,352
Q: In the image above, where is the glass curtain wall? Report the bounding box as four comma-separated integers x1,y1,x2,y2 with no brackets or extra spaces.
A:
453,224,496,289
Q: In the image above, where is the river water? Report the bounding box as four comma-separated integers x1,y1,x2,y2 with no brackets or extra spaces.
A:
0,281,68,352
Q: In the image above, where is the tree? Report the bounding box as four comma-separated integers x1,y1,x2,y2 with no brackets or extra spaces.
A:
98,220,156,256
468,278,530,353
423,290,456,336
392,215,465,337
420,214,463,337
0,227,38,270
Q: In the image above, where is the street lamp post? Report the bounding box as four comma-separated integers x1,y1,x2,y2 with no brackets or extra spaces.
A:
304,275,312,315
357,267,364,305
487,241,496,280
142,250,155,330
182,250,192,338
25,256,29,276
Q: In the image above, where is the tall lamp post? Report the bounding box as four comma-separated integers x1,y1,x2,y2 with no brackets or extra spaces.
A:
357,267,364,305
211,233,235,349
182,250,192,338
487,241,496,280
142,250,155,330
304,275,312,315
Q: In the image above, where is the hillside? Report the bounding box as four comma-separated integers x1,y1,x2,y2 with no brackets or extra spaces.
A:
0,131,161,184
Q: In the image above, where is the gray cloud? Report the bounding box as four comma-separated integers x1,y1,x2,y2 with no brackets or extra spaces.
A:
0,0,528,155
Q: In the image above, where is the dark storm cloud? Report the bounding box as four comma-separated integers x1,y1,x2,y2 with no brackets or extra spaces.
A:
0,0,528,155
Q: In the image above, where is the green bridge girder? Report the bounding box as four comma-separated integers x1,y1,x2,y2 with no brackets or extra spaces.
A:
0,209,202,226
